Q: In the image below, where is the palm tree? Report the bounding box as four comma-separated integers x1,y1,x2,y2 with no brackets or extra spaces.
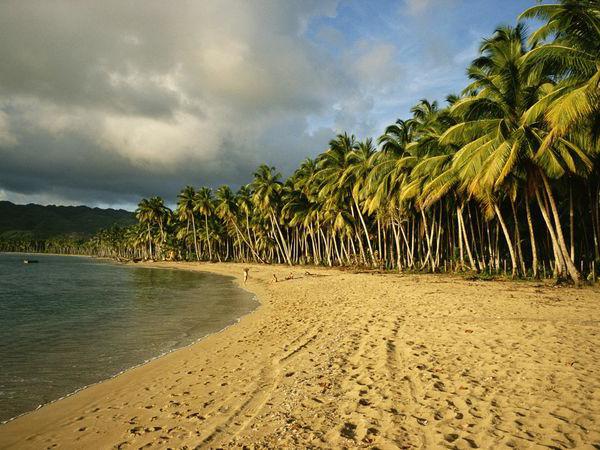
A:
149,197,170,256
251,165,291,265
342,138,376,264
317,133,374,265
176,186,199,260
113,2,599,283
378,119,415,155
291,158,322,265
519,0,600,149
215,185,264,263
441,25,591,282
237,185,259,260
405,100,480,272
194,187,214,261
135,198,155,259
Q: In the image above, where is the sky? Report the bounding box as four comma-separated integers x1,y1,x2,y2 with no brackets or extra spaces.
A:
0,0,542,210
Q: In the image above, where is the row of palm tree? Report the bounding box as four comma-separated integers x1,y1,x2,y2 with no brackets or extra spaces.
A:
41,1,598,284
0,236,89,255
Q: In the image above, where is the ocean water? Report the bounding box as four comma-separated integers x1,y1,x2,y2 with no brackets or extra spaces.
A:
0,253,257,422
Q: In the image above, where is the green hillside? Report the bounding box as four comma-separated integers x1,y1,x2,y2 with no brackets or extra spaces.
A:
0,201,136,240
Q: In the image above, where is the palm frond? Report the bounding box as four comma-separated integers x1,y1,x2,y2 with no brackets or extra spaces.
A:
440,119,500,145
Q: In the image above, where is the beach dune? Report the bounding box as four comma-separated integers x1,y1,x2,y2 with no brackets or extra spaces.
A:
1,262,599,448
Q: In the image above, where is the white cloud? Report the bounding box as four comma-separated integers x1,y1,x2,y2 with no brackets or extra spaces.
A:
100,112,219,165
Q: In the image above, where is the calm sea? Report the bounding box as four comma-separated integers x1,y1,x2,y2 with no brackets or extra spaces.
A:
0,253,256,422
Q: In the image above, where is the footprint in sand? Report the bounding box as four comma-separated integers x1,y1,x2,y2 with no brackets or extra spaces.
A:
444,433,459,443
340,422,357,439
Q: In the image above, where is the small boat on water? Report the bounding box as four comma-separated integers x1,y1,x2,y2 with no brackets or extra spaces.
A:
23,259,39,264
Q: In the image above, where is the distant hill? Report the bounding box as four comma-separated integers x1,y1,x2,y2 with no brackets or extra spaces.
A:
0,201,136,240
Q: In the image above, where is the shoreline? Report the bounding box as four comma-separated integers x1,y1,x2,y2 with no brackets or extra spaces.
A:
0,268,260,426
1,262,599,448
0,256,260,426
0,261,272,449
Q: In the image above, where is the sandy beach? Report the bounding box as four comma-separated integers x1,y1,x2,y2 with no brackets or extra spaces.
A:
1,262,599,449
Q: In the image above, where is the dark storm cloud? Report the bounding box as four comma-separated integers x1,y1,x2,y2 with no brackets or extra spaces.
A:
0,0,362,206
0,111,334,204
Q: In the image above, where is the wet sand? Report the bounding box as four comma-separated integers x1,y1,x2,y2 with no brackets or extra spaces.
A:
1,262,599,449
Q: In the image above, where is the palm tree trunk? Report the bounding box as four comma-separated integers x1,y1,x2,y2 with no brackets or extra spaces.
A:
457,206,464,269
204,214,212,261
435,206,443,268
410,216,416,267
233,219,264,263
191,214,200,261
589,186,600,261
494,204,517,277
494,222,500,270
354,198,374,265
535,186,566,278
398,220,413,268
355,228,368,265
320,228,332,266
377,218,382,262
510,199,527,275
467,205,482,270
316,215,322,258
332,233,342,264
458,206,477,271
309,224,320,265
271,213,292,265
147,223,153,259
569,183,575,262
245,214,256,256
419,209,435,271
541,173,582,284
348,234,358,263
525,199,538,278
473,207,486,270
339,235,350,265
392,221,402,272
383,224,388,266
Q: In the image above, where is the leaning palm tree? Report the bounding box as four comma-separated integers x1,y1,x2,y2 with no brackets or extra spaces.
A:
251,165,291,265
194,187,214,261
378,119,416,156
215,185,264,263
148,197,170,255
176,186,199,260
317,133,374,265
117,2,599,282
236,185,258,260
291,158,323,264
135,198,155,259
341,138,377,264
441,25,591,282
519,0,600,150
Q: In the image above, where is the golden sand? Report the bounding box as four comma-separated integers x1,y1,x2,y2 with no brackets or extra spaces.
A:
1,262,599,449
